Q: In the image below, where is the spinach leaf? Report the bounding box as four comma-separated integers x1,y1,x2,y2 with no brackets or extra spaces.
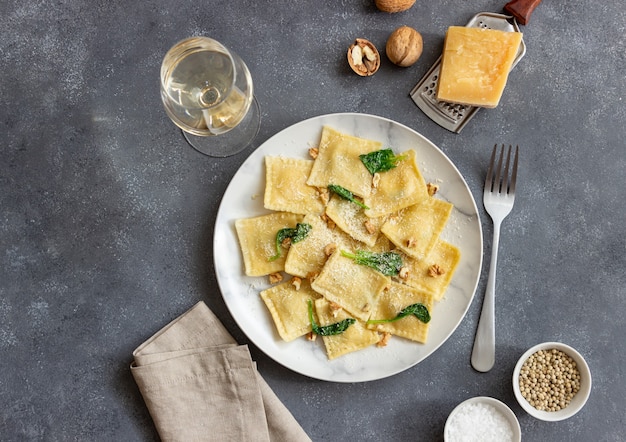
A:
308,300,355,336
367,303,431,324
269,223,312,261
340,249,402,276
328,184,369,210
360,149,407,175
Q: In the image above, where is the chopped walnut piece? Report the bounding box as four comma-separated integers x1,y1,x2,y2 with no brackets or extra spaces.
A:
306,271,320,283
377,332,392,347
320,213,335,229
291,276,302,290
364,220,377,234
428,264,445,277
427,182,439,196
269,272,283,284
324,243,337,257
406,237,417,248
398,266,410,280
372,173,381,189
306,331,317,341
308,147,319,159
325,216,336,229
329,301,342,318
318,187,329,205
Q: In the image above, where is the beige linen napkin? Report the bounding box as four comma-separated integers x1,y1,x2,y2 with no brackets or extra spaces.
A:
131,301,312,442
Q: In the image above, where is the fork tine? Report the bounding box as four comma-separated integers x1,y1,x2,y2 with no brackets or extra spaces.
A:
485,144,498,191
509,145,519,195
493,144,504,193
502,144,511,194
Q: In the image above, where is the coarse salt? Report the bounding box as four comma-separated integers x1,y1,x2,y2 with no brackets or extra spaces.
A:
446,402,514,442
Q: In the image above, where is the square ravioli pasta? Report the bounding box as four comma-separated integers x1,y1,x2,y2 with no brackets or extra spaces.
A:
306,125,381,198
235,212,303,276
363,150,430,218
398,240,461,302
260,278,321,342
381,197,452,260
263,156,325,215
284,213,355,278
311,249,390,322
314,298,380,360
367,281,434,344
324,194,385,247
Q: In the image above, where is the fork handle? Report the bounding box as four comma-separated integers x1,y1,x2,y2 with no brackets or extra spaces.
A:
471,222,501,372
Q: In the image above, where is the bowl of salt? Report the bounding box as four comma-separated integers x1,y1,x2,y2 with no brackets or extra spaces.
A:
444,396,521,442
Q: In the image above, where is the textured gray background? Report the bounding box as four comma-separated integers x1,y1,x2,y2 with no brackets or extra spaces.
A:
1,0,625,440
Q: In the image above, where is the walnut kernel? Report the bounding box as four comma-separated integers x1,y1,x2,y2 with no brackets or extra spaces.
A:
398,266,410,280
364,220,377,234
427,182,439,196
428,264,445,277
377,332,392,347
348,38,380,76
291,276,302,290
329,301,342,318
318,187,330,205
269,273,283,284
324,243,337,257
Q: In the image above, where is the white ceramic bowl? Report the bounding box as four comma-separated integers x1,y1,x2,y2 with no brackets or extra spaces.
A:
512,342,592,421
444,396,521,442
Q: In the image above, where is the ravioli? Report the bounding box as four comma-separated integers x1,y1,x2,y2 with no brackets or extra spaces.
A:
260,279,321,341
235,212,303,276
314,298,380,360
381,198,452,260
284,213,355,278
311,250,390,322
324,194,385,247
264,156,325,215
367,281,434,343
363,150,430,218
306,126,381,198
398,240,461,302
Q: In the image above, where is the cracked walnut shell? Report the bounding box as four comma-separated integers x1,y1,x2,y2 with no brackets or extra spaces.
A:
348,38,380,76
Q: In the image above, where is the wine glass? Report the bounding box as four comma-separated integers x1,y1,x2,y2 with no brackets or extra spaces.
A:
160,37,260,157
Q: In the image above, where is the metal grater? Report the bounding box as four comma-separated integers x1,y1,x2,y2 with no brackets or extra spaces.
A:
410,12,526,133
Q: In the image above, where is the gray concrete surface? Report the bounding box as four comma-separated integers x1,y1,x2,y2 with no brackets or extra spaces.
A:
1,0,625,440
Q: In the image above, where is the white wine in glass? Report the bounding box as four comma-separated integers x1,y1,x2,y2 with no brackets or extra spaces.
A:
160,37,260,157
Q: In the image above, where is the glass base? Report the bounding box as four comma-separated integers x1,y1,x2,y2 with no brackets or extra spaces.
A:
182,97,261,157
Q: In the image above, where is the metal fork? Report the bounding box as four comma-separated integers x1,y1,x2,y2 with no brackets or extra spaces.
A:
471,144,519,372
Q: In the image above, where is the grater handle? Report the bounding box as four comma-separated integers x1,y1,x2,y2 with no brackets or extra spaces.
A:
504,0,542,25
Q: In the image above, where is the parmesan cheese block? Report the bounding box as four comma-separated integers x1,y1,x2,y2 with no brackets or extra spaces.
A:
436,26,523,108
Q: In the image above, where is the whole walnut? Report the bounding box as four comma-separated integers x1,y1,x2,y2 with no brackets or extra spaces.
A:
375,0,415,13
386,26,423,67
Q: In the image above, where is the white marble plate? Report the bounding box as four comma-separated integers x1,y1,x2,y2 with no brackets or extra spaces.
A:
214,113,482,382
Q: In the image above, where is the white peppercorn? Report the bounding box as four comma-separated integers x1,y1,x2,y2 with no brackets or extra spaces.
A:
518,348,581,412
